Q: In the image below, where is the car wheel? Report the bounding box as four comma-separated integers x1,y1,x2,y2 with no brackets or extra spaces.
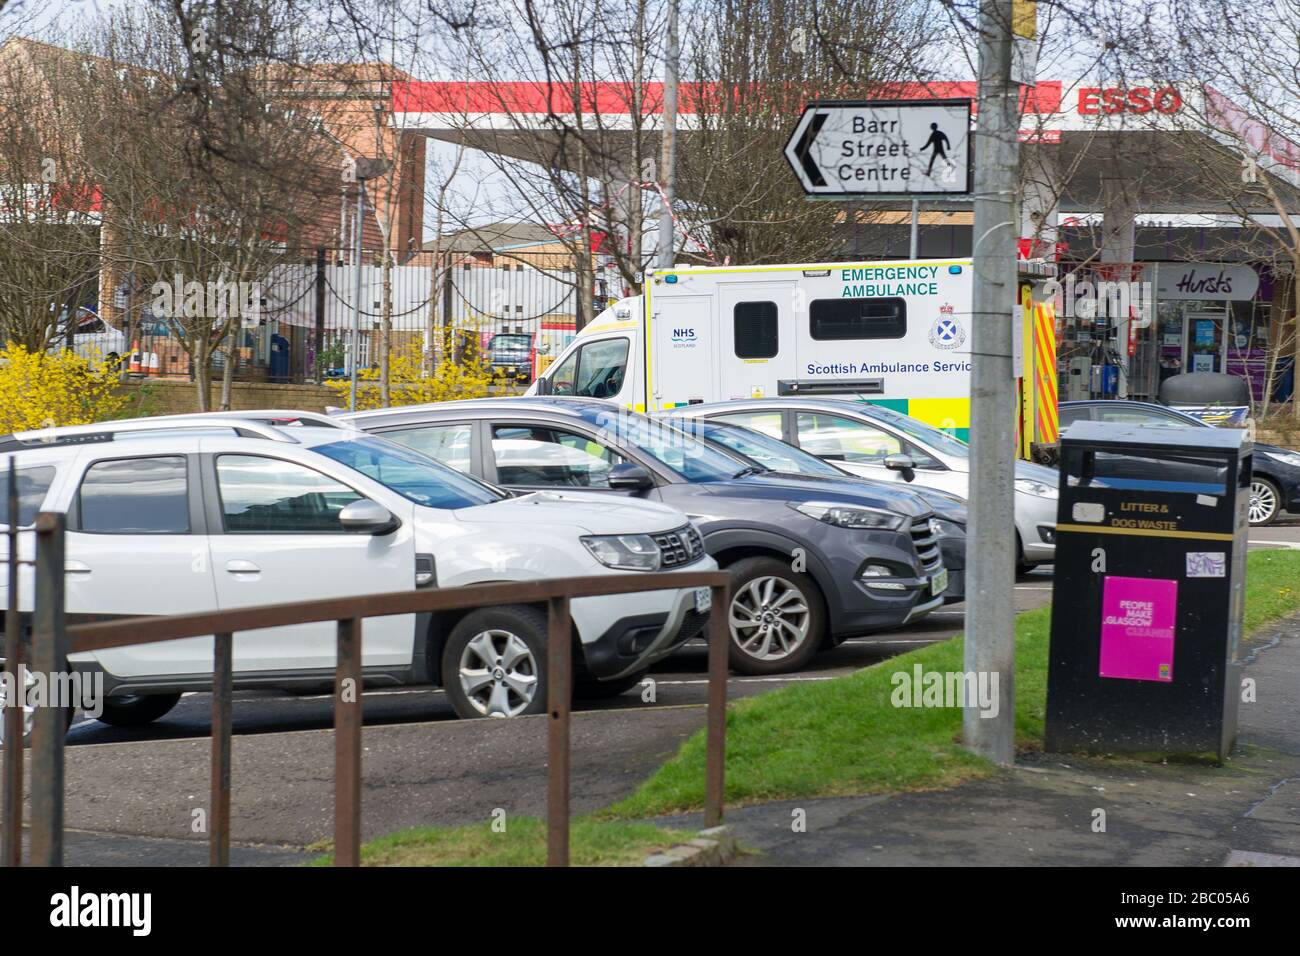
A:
441,606,548,719
725,557,826,675
573,669,648,700
1249,478,1281,526
97,693,182,727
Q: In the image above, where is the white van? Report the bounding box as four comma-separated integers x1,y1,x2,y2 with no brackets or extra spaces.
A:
530,260,986,441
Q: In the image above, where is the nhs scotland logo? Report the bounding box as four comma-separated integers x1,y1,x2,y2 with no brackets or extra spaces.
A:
928,305,965,351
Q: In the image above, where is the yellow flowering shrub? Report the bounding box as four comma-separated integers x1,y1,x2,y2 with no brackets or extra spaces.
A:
328,337,502,411
0,343,130,433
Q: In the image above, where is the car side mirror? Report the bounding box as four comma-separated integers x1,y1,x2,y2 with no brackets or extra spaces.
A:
535,376,552,395
608,462,654,491
339,500,399,535
884,453,916,481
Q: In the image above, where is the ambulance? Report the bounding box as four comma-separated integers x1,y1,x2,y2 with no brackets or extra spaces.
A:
528,259,1058,448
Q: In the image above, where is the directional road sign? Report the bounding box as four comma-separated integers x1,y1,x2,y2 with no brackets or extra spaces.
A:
784,99,973,197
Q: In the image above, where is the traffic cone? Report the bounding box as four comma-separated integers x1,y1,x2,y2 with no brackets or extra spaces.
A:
128,342,141,374
148,352,160,376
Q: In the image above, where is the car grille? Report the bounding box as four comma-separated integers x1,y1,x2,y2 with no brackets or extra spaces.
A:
911,516,943,572
655,524,707,568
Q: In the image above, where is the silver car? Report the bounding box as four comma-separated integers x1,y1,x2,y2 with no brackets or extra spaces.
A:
668,398,1058,568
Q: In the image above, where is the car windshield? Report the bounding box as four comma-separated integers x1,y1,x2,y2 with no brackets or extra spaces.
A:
588,408,748,482
314,436,505,509
491,335,531,350
856,405,971,457
686,419,845,477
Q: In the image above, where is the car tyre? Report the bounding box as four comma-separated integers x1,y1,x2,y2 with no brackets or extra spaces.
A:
96,693,182,727
442,606,549,719
1249,477,1281,526
725,556,825,675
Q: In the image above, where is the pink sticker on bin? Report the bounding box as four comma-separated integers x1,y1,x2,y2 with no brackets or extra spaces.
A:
1098,576,1177,683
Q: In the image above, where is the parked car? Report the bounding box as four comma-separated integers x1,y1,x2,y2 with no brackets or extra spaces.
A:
0,415,716,737
1059,398,1300,526
340,397,949,675
667,398,1059,569
486,332,534,383
664,414,971,604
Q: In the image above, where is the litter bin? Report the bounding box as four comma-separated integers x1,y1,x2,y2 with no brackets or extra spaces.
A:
1044,421,1251,761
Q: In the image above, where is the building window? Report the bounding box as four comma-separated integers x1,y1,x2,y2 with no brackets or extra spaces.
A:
810,298,907,340
734,301,779,358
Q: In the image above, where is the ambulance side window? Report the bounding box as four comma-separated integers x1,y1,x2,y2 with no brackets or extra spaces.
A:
734,301,778,359
572,338,629,399
549,349,579,395
810,297,906,340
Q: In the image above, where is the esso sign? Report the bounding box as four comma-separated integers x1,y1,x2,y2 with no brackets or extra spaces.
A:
1077,87,1183,115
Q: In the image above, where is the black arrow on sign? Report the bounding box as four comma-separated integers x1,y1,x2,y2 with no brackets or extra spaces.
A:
792,111,829,188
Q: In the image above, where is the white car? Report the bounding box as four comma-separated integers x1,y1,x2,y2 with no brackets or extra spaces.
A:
0,415,716,734
671,398,1060,567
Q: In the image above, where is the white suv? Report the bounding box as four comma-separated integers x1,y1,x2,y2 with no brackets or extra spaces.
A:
0,416,716,729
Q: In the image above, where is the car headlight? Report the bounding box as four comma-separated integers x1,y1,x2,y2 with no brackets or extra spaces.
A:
933,517,965,538
1014,479,1059,500
581,533,662,571
1265,450,1300,468
791,501,908,530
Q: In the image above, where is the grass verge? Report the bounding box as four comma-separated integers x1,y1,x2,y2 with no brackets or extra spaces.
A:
599,549,1300,820
311,817,695,867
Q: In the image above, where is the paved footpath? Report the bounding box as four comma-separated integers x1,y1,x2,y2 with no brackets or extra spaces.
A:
661,618,1300,866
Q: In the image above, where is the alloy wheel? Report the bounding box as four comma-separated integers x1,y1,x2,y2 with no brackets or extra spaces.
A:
1249,480,1278,525
729,575,811,662
457,629,540,718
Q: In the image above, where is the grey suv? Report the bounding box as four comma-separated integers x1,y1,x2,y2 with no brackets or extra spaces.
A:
340,398,948,675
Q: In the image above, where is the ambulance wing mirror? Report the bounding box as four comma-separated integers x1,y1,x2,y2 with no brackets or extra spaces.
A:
535,375,552,395
884,454,916,481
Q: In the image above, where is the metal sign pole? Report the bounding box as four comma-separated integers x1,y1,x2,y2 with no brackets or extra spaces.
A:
964,0,1019,765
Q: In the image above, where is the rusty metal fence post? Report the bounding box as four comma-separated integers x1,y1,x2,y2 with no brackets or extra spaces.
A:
29,511,66,866
546,595,572,867
705,582,729,829
334,617,362,866
2,459,23,866
210,632,233,866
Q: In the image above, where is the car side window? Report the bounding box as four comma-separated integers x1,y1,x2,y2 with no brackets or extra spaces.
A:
1096,407,1193,427
712,410,784,439
380,423,474,473
217,455,362,533
795,413,941,468
0,465,58,528
1057,406,1092,430
491,424,624,488
78,457,189,533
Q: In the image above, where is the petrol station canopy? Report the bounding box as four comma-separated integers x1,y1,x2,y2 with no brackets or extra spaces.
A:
390,79,1300,218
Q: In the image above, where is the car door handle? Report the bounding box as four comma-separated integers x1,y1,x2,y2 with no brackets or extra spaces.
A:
65,560,92,574
225,560,261,575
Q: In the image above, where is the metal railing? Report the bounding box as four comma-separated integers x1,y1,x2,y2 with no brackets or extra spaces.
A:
2,511,730,867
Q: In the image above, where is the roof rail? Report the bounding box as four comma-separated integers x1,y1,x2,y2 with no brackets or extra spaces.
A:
138,410,344,429
0,416,302,452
